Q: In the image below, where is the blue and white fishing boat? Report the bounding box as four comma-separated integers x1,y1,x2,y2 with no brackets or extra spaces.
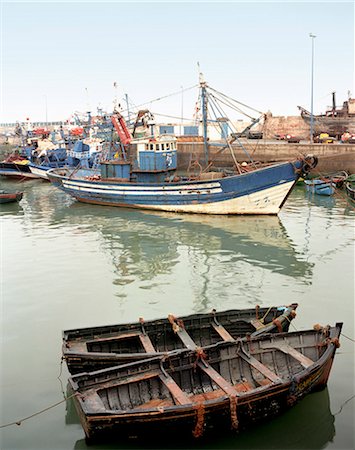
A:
47,78,318,215
28,141,101,180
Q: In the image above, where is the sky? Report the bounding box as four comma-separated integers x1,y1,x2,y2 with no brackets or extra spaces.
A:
0,0,354,124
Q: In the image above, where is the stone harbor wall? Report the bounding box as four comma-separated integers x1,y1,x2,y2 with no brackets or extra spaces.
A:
177,142,355,174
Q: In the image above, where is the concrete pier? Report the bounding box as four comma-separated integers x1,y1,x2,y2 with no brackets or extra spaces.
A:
177,141,355,174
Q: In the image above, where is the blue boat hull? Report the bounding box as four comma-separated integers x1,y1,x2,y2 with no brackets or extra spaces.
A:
304,179,335,196
47,160,307,215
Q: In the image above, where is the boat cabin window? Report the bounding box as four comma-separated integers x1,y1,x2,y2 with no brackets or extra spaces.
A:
166,143,170,150
149,143,154,151
145,143,149,150
161,143,165,151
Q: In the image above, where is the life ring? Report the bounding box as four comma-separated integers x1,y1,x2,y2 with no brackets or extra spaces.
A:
302,154,318,174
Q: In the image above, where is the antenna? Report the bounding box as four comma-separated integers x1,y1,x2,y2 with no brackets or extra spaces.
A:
113,81,120,111
85,87,90,112
197,62,205,85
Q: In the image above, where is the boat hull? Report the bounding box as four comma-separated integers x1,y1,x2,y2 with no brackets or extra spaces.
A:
345,181,355,201
304,179,335,196
0,162,40,179
63,304,298,374
0,192,23,203
48,160,308,215
28,164,51,180
69,323,342,442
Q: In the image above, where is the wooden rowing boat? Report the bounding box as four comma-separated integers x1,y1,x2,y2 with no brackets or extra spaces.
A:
69,322,342,443
63,304,298,374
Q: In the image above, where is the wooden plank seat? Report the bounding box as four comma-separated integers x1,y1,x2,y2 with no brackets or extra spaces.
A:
261,343,314,368
159,374,192,405
168,314,198,350
138,334,156,353
238,351,282,383
211,321,235,342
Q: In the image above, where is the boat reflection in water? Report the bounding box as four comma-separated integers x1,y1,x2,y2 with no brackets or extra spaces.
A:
46,199,314,281
1,182,314,311
305,190,336,208
70,387,335,449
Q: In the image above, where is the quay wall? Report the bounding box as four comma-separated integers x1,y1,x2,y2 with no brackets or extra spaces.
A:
177,142,355,174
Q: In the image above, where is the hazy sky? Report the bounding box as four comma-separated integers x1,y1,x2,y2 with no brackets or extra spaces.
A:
1,0,354,123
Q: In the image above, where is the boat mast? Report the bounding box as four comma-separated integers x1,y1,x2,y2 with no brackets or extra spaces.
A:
199,69,209,166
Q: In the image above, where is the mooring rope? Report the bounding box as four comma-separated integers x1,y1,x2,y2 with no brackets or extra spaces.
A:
0,357,72,429
283,314,298,331
0,393,78,429
340,333,355,343
334,394,355,416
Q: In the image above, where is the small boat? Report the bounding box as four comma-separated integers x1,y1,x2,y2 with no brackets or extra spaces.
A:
63,304,298,374
0,158,39,179
304,171,348,196
28,141,100,180
345,174,355,201
68,322,342,442
304,179,335,196
0,190,23,204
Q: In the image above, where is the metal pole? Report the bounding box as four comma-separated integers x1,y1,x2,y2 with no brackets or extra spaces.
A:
309,33,316,143
180,86,183,136
201,82,209,165
44,95,48,123
125,93,131,124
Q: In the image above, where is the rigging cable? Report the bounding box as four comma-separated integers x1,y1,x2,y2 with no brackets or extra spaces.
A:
121,84,198,114
207,91,256,166
208,85,263,115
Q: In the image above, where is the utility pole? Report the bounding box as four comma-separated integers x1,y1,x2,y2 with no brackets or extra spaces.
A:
309,33,316,143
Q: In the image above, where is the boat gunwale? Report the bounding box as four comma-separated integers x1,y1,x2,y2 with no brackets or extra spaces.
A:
47,159,304,188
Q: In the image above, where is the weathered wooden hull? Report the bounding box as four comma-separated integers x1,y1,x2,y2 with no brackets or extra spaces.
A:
0,191,23,203
63,304,298,374
47,158,314,215
69,323,342,442
300,110,355,135
345,181,355,201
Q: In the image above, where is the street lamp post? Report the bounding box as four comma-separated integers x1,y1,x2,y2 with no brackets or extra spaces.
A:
180,86,184,136
309,33,316,143
44,95,48,123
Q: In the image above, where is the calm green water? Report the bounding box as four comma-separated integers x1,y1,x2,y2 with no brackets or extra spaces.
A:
0,179,354,450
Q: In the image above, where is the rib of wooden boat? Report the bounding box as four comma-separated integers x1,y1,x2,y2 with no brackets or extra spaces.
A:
68,322,342,442
63,304,298,374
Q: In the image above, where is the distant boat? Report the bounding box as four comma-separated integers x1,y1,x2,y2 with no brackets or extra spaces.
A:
304,179,335,196
62,304,298,374
48,78,318,215
0,190,23,204
298,92,355,138
68,322,342,443
0,157,39,179
28,141,98,180
345,175,355,201
304,171,348,196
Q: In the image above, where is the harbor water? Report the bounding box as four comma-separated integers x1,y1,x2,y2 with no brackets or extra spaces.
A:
0,178,354,450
